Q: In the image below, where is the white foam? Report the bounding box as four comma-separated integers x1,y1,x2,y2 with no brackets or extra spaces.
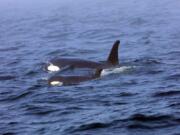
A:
50,81,63,86
47,64,60,72
101,66,134,76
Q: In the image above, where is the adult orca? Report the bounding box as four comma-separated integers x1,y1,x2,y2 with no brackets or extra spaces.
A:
48,69,102,86
45,40,120,72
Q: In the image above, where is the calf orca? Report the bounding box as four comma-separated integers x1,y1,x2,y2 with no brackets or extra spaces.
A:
48,69,102,86
45,40,120,72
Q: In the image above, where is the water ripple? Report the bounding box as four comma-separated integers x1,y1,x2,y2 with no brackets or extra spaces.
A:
127,113,180,129
24,105,59,116
153,90,180,97
0,76,16,81
166,74,180,81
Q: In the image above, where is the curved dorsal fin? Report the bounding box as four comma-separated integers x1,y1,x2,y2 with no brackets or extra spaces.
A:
107,40,120,65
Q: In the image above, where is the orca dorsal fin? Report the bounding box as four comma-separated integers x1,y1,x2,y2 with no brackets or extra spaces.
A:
107,40,120,65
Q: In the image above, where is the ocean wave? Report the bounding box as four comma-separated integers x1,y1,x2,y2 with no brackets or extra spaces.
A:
0,75,16,81
127,113,180,129
153,90,180,97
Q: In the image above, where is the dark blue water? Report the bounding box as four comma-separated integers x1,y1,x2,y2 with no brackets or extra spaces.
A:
0,0,180,134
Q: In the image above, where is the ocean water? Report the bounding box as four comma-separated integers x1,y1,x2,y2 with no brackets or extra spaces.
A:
0,0,180,134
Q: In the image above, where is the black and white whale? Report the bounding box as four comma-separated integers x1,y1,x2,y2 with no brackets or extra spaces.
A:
46,40,131,86
48,69,102,86
45,40,120,72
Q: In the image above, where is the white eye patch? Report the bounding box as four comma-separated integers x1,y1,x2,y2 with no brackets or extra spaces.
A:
47,64,60,72
50,81,63,86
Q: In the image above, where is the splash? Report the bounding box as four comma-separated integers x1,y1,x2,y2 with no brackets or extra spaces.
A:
101,66,134,76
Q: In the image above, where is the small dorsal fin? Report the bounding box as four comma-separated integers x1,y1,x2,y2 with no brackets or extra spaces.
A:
94,69,103,78
107,40,120,65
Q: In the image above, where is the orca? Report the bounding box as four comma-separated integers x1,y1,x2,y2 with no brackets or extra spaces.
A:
46,58,104,72
45,40,120,72
48,69,102,86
